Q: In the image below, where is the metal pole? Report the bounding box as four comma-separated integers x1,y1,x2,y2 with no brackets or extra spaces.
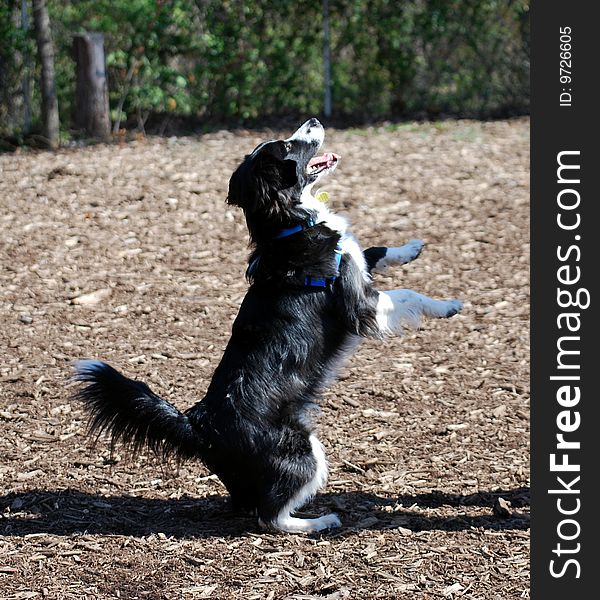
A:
323,0,332,118
21,0,32,133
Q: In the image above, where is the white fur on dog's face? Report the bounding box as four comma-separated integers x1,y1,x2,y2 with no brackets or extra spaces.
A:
286,118,324,148
289,119,339,194
286,118,339,185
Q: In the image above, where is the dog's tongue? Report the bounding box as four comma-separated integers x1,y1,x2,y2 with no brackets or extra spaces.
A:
308,152,340,168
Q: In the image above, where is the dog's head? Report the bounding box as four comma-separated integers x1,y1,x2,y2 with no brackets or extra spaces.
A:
227,118,339,226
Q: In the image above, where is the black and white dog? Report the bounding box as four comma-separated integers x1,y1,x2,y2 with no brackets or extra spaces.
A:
73,118,462,533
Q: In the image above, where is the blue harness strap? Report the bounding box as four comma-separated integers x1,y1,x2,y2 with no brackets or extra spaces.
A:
303,247,342,288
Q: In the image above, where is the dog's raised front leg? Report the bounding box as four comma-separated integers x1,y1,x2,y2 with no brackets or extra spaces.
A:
375,289,462,334
364,240,424,274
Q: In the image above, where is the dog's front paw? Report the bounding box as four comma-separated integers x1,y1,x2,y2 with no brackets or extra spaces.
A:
381,240,425,269
403,239,425,262
444,299,463,318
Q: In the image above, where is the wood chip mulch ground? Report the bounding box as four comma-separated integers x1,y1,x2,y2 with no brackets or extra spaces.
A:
0,118,529,599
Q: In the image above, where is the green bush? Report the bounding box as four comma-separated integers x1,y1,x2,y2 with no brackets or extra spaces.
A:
1,0,529,139
1,0,37,140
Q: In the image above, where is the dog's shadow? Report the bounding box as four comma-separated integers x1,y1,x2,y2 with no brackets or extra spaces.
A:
0,487,529,538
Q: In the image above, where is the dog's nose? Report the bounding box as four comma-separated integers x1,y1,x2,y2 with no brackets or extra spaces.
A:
306,118,322,132
288,119,324,146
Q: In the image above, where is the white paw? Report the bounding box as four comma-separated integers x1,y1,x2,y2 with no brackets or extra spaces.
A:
385,240,424,267
264,512,342,534
316,513,342,531
404,239,425,261
444,299,463,317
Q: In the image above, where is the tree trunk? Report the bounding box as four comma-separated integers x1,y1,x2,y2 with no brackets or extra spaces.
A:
31,0,59,148
72,32,110,140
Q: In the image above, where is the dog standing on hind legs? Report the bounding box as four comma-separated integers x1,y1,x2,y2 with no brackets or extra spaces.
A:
72,118,462,534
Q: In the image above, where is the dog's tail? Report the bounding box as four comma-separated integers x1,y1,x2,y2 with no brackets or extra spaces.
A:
72,360,202,459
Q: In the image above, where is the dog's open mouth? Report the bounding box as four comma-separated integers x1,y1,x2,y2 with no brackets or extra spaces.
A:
307,152,340,175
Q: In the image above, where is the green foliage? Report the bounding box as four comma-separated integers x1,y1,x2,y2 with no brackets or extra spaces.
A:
0,0,36,138
50,0,200,127
1,0,529,138
331,0,529,117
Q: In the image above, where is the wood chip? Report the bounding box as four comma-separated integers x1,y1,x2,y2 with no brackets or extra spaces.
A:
71,288,112,305
493,497,513,517
443,582,464,597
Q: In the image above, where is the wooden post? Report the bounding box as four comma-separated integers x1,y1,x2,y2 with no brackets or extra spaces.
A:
73,32,110,140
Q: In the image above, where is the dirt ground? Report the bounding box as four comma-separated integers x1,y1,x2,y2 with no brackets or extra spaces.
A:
0,119,529,600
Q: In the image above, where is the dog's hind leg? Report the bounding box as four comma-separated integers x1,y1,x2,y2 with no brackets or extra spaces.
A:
258,435,340,534
364,240,424,274
376,289,462,334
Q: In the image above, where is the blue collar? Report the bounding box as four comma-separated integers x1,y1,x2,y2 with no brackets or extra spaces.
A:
274,217,317,239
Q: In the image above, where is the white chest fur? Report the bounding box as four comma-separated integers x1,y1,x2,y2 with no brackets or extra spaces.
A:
300,189,369,281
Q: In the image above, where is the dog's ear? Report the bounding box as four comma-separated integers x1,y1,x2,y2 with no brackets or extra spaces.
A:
226,161,248,209
255,152,298,191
